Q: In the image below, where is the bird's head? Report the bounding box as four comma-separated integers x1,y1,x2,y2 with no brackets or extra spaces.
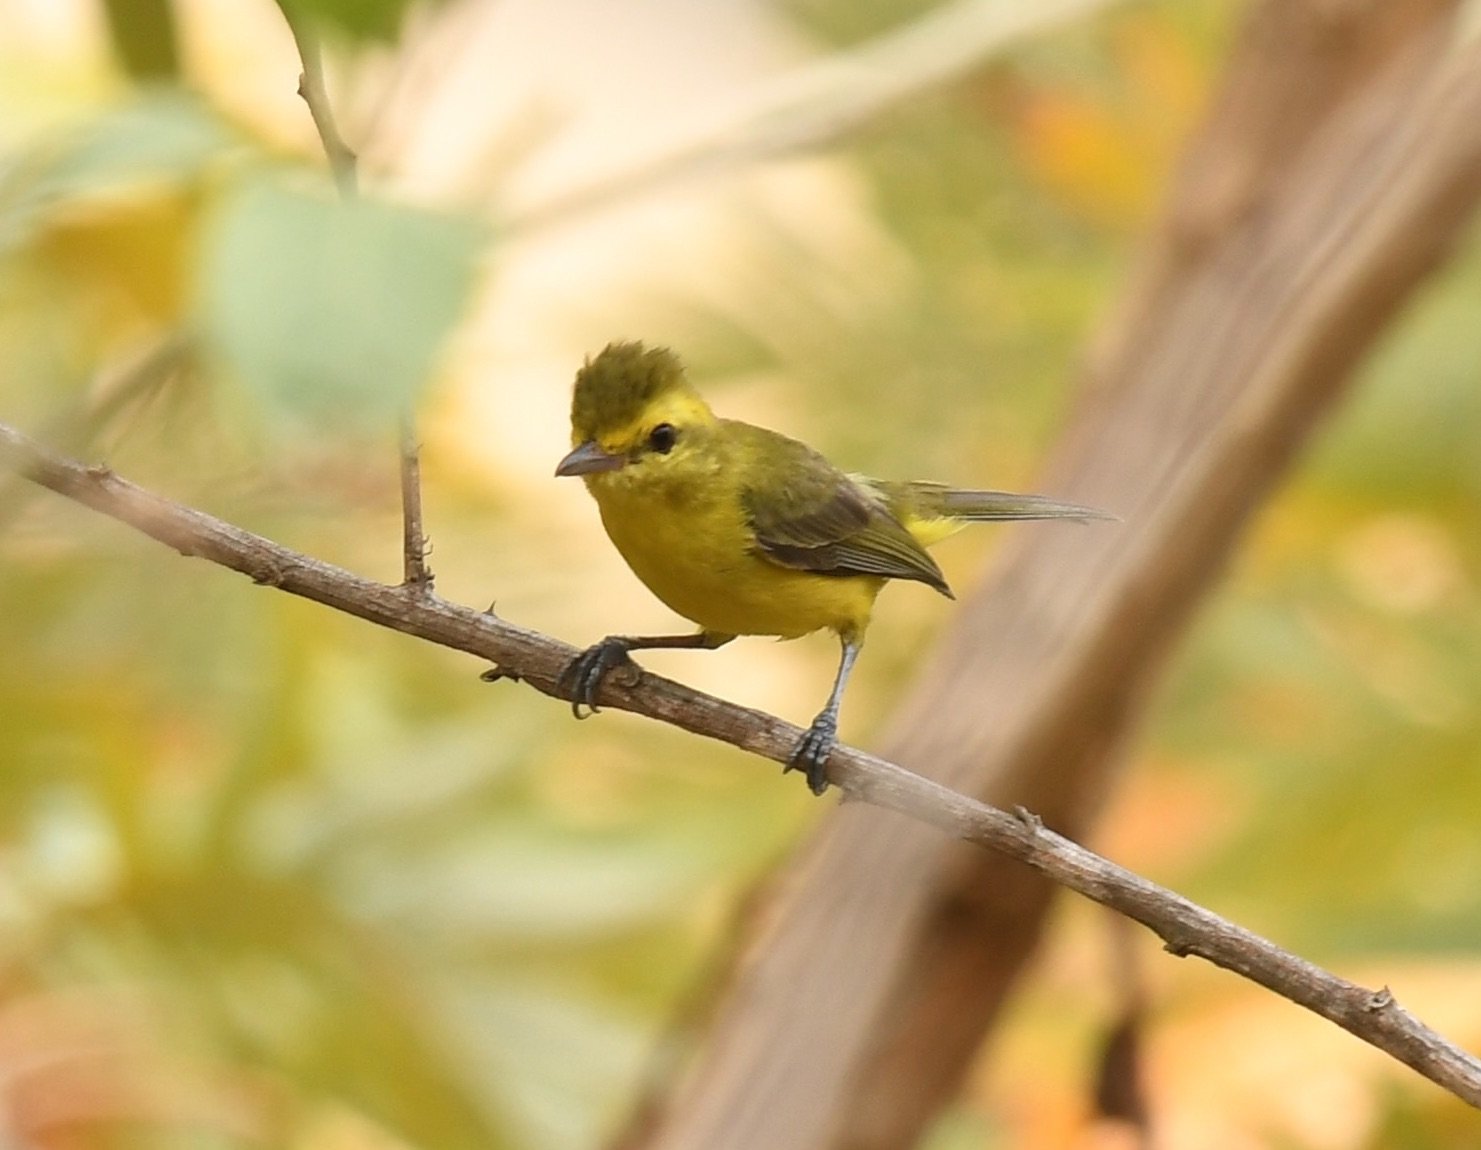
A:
556,341,718,488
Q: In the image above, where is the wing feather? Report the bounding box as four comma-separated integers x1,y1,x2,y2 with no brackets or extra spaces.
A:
736,425,951,596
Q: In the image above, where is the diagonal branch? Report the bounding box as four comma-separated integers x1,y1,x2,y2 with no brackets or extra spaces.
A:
2,418,1479,1107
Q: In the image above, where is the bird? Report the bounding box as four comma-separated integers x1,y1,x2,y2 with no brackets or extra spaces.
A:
554,341,1109,795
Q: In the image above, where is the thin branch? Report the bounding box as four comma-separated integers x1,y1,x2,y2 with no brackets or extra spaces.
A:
282,9,358,197
398,414,432,593
281,7,433,590
3,418,1478,1108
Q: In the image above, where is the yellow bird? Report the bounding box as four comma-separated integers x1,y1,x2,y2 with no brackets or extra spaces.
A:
555,341,1108,794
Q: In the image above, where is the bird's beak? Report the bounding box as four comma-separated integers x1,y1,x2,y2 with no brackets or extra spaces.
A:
555,439,627,477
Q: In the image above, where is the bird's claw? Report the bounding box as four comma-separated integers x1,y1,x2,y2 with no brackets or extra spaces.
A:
559,638,635,717
785,714,837,796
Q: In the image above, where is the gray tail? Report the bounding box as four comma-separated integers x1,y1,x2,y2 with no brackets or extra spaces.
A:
934,487,1114,523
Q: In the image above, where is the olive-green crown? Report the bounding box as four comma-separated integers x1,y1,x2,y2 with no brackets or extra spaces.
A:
571,341,690,439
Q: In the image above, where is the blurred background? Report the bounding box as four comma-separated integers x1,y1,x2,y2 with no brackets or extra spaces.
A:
2,0,1480,1147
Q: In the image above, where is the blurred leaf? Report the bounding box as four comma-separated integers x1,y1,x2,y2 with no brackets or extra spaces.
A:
1362,1084,1481,1149
332,820,717,941
0,91,231,252
195,177,482,427
423,978,647,1150
35,188,197,331
1015,91,1148,222
102,0,180,79
1307,233,1481,503
276,0,433,42
0,95,226,409
1009,15,1203,228
919,1109,1008,1150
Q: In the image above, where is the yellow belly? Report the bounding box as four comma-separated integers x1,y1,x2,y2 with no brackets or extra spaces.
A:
593,480,880,641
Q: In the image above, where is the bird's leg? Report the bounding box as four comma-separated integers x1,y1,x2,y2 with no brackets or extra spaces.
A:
559,631,733,718
786,636,861,796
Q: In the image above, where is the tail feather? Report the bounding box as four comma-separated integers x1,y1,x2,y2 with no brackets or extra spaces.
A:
864,477,1115,541
932,486,1113,523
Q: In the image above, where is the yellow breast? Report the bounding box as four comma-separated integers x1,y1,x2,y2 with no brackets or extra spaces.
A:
588,470,881,642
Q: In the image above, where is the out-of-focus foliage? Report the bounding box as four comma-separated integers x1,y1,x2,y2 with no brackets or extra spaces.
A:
275,0,436,42
102,0,180,78
2,2,1479,1150
0,4,804,1148
197,177,482,427
1157,240,1481,954
1,85,479,435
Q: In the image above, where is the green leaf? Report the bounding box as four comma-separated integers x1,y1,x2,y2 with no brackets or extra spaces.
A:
196,177,482,426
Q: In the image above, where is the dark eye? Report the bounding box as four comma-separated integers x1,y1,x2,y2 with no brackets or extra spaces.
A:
648,423,678,454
